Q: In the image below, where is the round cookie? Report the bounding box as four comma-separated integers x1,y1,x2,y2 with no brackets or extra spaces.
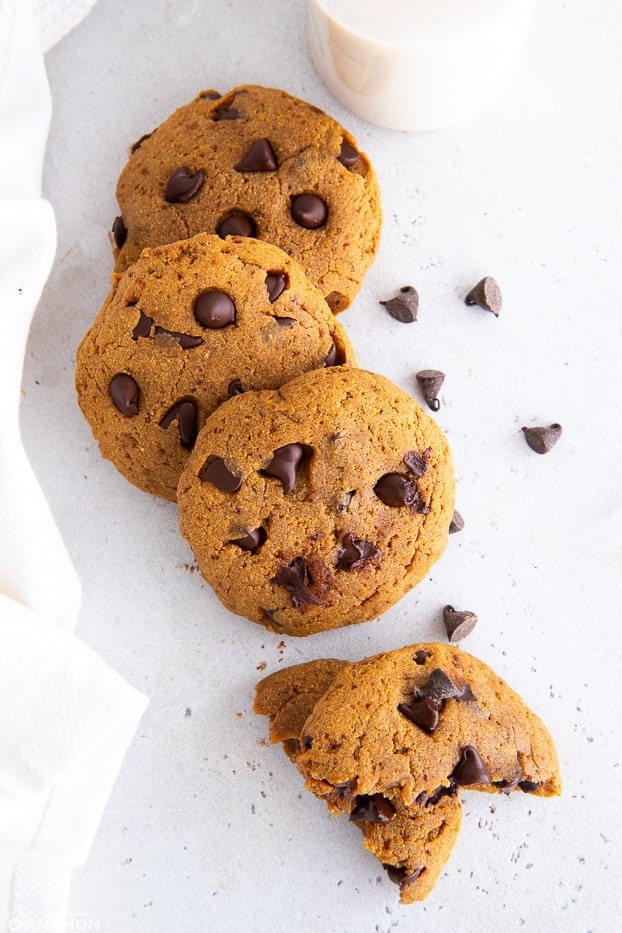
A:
177,367,455,635
75,233,355,501
113,84,382,312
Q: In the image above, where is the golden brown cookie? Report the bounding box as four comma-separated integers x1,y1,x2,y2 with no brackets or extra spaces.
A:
177,367,455,635
112,85,382,312
254,643,561,903
75,233,355,500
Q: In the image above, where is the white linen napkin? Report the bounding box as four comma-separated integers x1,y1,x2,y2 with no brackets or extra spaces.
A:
0,1,148,930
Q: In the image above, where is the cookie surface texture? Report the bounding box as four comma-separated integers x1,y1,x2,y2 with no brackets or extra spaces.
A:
114,84,382,312
177,367,455,635
75,233,355,500
255,643,561,902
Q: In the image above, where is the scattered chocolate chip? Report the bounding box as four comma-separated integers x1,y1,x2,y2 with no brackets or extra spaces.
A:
350,794,395,824
452,746,489,785
290,193,328,229
273,557,321,608
521,423,563,454
227,379,244,397
193,289,236,329
213,106,241,120
265,271,288,303
403,448,431,477
110,373,139,416
380,286,419,323
199,457,242,492
424,668,459,701
130,132,152,155
199,89,221,100
518,779,540,793
337,138,359,168
262,443,306,494
416,370,445,411
235,138,278,172
449,510,465,534
398,695,440,733
465,276,502,316
164,166,204,203
443,605,478,643
413,649,431,665
373,473,428,512
112,216,127,249
336,534,380,570
217,212,257,238
159,399,198,449
229,527,267,553
383,865,424,889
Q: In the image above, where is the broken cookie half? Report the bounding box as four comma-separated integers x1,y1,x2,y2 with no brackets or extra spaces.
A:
254,644,561,903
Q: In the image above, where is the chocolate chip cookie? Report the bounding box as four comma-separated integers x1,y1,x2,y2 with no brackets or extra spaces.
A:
75,233,355,500
177,367,455,635
255,643,561,903
113,85,382,312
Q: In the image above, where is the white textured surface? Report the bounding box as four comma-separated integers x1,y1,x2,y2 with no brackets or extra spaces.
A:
20,0,621,929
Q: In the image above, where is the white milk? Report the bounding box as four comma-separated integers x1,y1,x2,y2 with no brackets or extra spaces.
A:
308,0,537,131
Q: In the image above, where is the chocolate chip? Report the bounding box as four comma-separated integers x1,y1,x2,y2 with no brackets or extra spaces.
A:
373,473,428,512
465,276,502,317
455,684,476,702
380,286,419,323
336,534,380,571
227,379,244,397
413,649,431,665
301,734,313,750
398,695,440,733
449,510,465,534
131,309,203,348
518,779,540,793
130,132,152,155
159,399,198,449
424,668,459,701
349,794,395,824
383,865,424,889
199,89,221,100
235,138,278,172
493,777,521,794
290,193,328,229
213,106,241,121
273,316,297,327
262,443,306,494
452,746,489,785
336,490,355,514
217,212,257,238
110,373,139,416
521,423,563,454
273,557,321,607
322,343,338,366
416,370,445,411
193,289,236,329
423,781,458,806
443,605,478,643
132,310,153,339
337,138,359,168
164,167,204,203
334,778,358,800
403,448,431,477
265,271,288,303
199,456,242,492
229,527,267,553
112,216,127,249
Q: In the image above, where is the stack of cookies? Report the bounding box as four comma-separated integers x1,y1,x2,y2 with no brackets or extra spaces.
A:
74,84,560,902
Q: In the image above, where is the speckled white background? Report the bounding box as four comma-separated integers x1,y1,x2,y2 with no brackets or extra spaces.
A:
19,0,621,930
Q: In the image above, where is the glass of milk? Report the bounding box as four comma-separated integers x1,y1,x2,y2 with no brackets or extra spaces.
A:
308,0,537,131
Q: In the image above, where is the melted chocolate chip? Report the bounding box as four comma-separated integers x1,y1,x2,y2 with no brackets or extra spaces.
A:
334,778,358,799
273,557,321,608
110,373,139,416
290,193,328,229
518,780,540,793
112,216,127,249
265,271,288,303
235,138,278,172
423,780,458,806
380,286,419,323
403,448,431,477
132,310,153,339
193,289,236,329
262,443,306,494
336,534,380,570
213,106,241,121
416,369,445,411
452,746,490,786
373,473,427,512
322,343,338,366
442,605,478,643
465,276,502,317
164,167,204,203
159,399,198,449
493,777,521,795
521,423,563,454
383,865,424,889
217,212,257,238
301,734,313,750
229,527,267,553
337,138,359,168
199,457,242,492
449,509,465,534
413,649,431,665
130,132,152,155
227,379,244,397
398,695,440,733
349,794,395,824
199,89,221,100
273,316,297,327
132,310,203,348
